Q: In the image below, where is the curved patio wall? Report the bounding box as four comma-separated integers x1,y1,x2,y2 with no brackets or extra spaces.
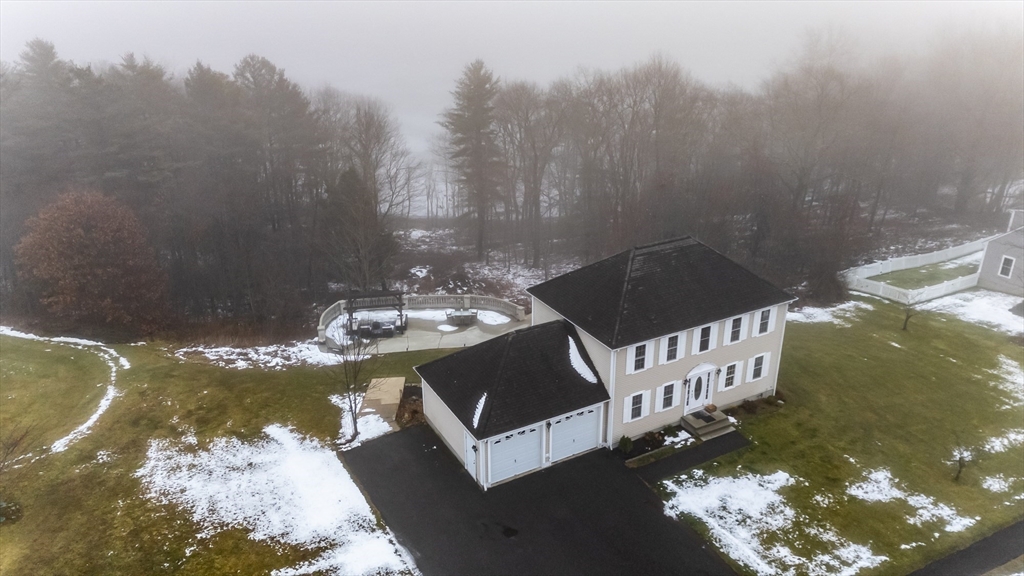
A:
317,294,526,343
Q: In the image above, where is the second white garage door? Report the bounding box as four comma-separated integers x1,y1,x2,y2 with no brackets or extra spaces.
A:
488,425,543,484
550,406,601,462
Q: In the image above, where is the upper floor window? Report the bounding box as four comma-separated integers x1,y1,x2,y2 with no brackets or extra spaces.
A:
699,326,711,352
755,308,773,336
628,342,651,374
666,335,679,361
999,256,1015,278
660,333,683,364
730,317,742,342
691,323,718,355
634,344,647,371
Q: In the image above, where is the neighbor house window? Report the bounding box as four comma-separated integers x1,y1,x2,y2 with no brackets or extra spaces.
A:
666,335,679,361
999,256,1015,278
624,391,650,422
758,309,771,335
633,344,647,371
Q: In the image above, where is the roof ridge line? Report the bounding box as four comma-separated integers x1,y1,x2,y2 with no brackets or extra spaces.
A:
609,246,637,348
478,331,514,433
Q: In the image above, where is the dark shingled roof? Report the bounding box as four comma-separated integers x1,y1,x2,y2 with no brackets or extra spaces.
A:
527,236,795,349
414,320,609,440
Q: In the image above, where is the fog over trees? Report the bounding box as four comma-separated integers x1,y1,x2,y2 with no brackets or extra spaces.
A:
0,25,1021,335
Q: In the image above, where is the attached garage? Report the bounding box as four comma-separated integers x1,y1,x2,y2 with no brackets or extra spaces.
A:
417,320,610,490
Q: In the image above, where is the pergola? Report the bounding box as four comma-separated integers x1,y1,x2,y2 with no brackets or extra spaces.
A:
344,290,406,333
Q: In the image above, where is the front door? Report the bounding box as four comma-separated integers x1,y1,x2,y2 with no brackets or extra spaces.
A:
684,365,715,414
464,432,477,481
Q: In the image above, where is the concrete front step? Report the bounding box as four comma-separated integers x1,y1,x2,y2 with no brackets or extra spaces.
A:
681,410,736,441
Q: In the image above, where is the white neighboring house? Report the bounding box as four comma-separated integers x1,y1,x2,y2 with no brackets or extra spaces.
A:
978,226,1024,297
418,236,795,490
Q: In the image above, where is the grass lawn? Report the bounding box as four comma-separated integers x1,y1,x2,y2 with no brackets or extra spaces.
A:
661,295,1024,575
0,336,449,576
868,256,981,290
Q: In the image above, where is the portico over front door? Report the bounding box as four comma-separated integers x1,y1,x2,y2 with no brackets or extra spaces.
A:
684,364,716,415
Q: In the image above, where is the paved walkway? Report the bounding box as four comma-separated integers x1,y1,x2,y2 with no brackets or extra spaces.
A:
358,377,405,431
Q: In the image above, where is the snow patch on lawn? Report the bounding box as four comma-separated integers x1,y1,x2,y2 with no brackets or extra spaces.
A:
662,428,695,448
1,326,128,453
437,324,458,332
938,250,984,268
788,301,874,327
664,470,886,576
135,424,413,576
330,395,393,450
174,340,346,370
922,290,1024,335
989,356,1024,409
410,266,430,278
567,336,598,383
984,430,1024,453
847,469,977,532
982,475,1013,493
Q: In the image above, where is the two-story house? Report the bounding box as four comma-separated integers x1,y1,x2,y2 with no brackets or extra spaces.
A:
416,236,795,490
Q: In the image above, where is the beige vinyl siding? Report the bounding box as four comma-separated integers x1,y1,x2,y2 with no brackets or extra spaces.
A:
422,380,468,464
531,297,562,325
978,234,1024,297
613,303,790,439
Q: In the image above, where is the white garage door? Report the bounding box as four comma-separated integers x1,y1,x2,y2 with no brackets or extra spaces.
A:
550,406,601,462
488,425,543,484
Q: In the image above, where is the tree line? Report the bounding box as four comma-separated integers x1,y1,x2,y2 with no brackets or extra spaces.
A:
437,28,1022,299
1,40,417,334
1,28,1021,335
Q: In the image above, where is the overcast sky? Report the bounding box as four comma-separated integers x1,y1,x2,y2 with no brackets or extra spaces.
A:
2,1,1020,157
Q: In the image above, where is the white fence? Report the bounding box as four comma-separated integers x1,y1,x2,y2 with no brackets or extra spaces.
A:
845,272,981,305
317,294,526,343
843,236,994,280
841,234,997,304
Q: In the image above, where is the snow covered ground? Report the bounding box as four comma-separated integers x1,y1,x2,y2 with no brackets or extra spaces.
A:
135,424,414,576
787,301,875,327
847,469,977,532
664,470,887,576
325,308,513,343
330,394,393,450
0,326,128,453
173,340,345,370
938,250,984,269
922,289,1024,335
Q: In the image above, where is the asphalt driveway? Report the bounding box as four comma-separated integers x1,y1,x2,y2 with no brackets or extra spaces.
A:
344,425,735,576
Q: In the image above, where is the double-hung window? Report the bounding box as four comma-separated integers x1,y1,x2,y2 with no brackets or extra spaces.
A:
633,344,647,372
699,326,711,352
623,391,651,422
659,333,683,364
754,308,773,336
747,353,770,382
720,362,742,390
725,315,746,345
655,381,681,412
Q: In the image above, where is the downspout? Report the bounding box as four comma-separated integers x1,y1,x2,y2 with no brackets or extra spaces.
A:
772,303,791,397
607,351,617,446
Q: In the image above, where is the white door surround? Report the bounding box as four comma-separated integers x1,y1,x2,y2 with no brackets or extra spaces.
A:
684,363,716,414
